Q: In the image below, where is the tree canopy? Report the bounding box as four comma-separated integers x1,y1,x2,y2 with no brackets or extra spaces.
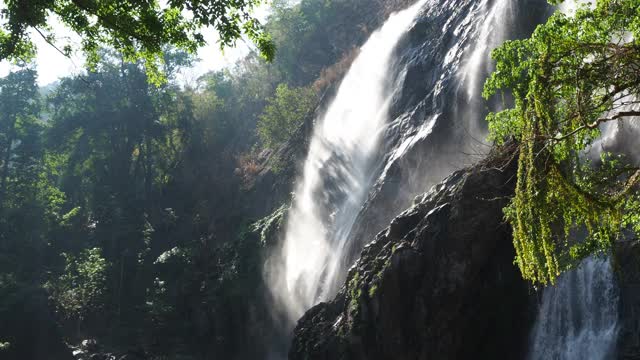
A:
257,83,316,148
484,0,640,284
0,0,275,83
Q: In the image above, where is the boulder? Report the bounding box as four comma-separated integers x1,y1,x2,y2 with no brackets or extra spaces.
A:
289,148,536,360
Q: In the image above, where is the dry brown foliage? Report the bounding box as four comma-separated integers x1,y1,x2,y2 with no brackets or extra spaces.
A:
312,47,360,93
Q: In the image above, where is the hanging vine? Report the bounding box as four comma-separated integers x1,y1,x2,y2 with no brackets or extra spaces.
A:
484,0,640,284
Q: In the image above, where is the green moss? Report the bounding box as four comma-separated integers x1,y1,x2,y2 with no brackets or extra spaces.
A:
347,272,362,316
348,272,361,299
368,254,393,298
368,284,378,298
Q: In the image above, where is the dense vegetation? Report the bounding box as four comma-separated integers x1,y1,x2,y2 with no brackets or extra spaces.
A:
0,0,411,358
484,0,640,284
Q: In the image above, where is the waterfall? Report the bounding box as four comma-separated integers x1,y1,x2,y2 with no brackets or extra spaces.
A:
258,0,628,357
266,0,429,324
264,0,551,331
529,257,620,360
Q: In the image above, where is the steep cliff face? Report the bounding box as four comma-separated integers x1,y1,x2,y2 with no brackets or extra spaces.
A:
289,148,536,360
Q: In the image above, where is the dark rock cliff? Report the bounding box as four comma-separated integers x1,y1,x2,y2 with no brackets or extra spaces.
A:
289,147,536,360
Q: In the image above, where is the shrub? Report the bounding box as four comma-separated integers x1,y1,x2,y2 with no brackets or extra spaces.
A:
46,248,108,322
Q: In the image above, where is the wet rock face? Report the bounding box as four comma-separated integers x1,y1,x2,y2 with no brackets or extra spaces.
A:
289,150,535,360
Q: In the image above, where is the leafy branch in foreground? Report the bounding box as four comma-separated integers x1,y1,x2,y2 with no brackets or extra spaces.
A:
0,0,275,84
484,0,640,285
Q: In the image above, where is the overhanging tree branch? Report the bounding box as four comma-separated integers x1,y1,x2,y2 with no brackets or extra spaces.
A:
553,110,640,141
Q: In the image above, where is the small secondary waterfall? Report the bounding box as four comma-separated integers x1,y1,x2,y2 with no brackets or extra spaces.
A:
267,0,429,323
529,257,620,360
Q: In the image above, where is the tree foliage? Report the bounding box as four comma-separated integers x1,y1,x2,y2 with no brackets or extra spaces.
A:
0,0,275,83
0,0,404,356
484,0,640,284
46,248,108,321
257,83,316,148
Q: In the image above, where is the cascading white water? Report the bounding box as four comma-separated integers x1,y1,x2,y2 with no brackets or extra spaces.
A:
529,257,620,360
266,0,429,323
461,0,515,102
457,0,515,148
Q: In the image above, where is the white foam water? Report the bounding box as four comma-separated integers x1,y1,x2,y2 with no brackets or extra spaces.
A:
265,0,429,324
529,257,619,360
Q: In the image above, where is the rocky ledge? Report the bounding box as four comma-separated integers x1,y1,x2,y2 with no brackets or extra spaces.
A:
289,147,536,360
